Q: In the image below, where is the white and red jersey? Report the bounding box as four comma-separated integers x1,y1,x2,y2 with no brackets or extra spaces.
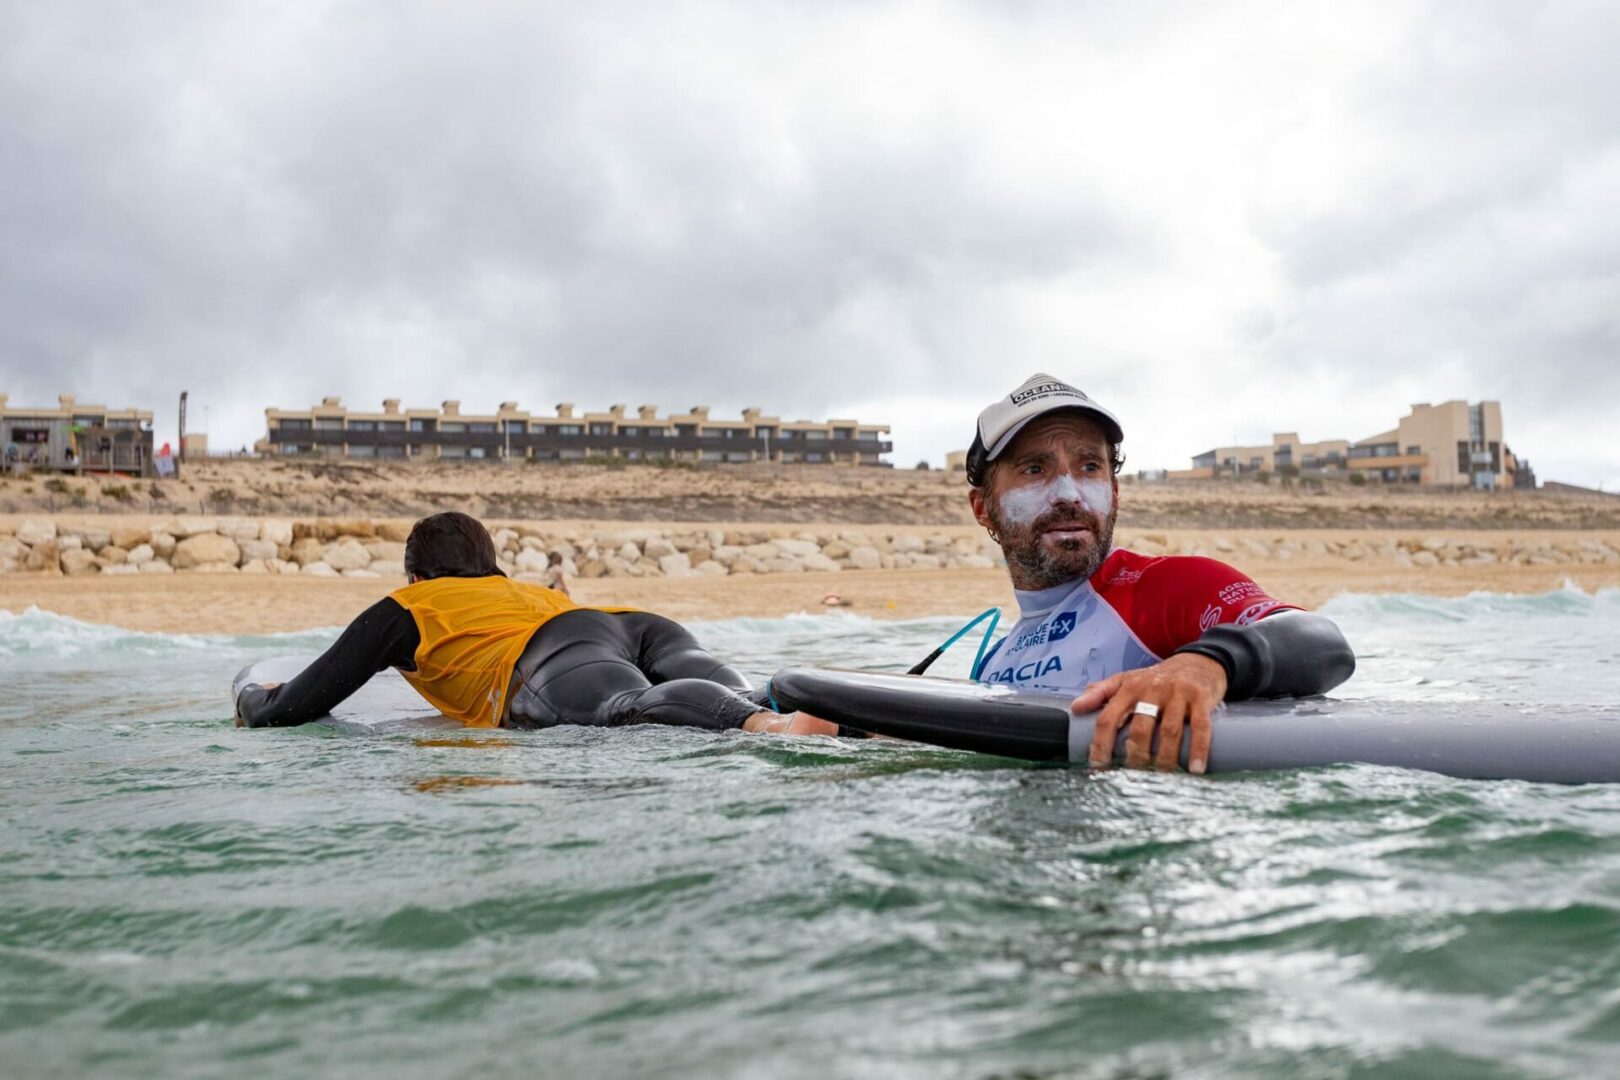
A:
974,548,1299,692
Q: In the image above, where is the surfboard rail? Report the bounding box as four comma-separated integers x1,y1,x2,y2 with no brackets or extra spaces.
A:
768,666,1620,784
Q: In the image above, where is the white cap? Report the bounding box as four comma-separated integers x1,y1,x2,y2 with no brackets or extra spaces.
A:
967,373,1122,484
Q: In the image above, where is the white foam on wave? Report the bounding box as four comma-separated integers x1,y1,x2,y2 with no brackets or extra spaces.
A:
0,605,344,664
1320,580,1620,622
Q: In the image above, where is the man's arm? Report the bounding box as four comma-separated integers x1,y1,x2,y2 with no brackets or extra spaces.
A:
1173,610,1355,699
1078,556,1354,773
235,597,419,728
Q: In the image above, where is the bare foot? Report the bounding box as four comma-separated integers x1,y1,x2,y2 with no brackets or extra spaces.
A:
742,711,842,736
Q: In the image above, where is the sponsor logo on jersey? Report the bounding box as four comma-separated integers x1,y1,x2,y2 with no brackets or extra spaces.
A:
984,656,1064,685
1199,604,1223,631
1008,611,1078,652
1218,580,1266,605
1236,600,1280,625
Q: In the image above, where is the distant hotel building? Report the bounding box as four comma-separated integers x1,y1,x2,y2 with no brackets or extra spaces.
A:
258,399,893,466
1175,401,1532,489
0,393,156,476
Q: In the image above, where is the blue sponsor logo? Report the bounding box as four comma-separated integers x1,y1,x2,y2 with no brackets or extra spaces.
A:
1048,611,1076,641
985,656,1064,685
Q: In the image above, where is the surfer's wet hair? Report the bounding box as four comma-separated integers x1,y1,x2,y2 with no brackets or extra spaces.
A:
404,512,505,580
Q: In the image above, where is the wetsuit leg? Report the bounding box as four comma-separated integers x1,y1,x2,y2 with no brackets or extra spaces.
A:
627,612,754,691
506,610,764,732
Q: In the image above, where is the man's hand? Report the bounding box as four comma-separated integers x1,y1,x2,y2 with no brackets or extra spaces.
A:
233,681,280,728
742,711,842,736
1071,655,1227,774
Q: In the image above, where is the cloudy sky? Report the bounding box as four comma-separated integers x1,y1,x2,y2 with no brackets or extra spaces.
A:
3,1,1616,485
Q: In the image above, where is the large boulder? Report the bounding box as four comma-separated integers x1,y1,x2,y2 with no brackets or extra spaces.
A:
126,543,156,565
363,540,407,563
239,539,280,563
216,517,261,541
302,561,339,577
100,545,130,565
376,521,413,543
149,531,177,557
109,524,150,550
289,537,326,566
25,540,61,573
137,559,174,574
515,548,550,575
800,552,841,573
658,552,694,577
0,537,28,562
772,538,821,559
172,533,241,569
847,545,881,570
16,519,56,546
262,520,295,547
60,549,101,576
172,517,218,538
644,536,678,559
322,539,372,572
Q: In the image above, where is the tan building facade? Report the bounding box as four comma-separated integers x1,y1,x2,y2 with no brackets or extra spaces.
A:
1,393,156,476
1178,433,1352,479
1175,401,1525,489
259,398,892,466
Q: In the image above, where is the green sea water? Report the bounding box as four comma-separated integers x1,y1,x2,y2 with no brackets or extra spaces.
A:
3,590,1619,1078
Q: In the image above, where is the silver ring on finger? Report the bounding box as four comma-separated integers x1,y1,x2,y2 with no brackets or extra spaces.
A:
1131,701,1161,720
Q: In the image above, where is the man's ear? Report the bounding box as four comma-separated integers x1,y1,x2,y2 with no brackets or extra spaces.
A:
968,486,994,531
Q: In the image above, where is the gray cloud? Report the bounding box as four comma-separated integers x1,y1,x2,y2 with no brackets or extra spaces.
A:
2,1,1617,486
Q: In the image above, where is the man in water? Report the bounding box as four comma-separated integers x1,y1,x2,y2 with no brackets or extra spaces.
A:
967,374,1355,773
235,511,834,735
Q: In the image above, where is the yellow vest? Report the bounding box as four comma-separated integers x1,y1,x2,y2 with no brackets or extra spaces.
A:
389,576,621,727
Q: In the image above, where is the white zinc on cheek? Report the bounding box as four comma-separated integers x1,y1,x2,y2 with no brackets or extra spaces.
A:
997,475,1114,525
1078,478,1114,516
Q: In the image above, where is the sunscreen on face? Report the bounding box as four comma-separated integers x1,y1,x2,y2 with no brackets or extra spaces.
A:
998,475,1113,526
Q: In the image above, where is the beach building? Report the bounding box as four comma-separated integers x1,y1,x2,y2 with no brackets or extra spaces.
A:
0,393,156,476
257,398,893,466
1182,433,1353,478
1173,401,1527,489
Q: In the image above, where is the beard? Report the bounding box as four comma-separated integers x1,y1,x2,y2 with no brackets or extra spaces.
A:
988,500,1118,591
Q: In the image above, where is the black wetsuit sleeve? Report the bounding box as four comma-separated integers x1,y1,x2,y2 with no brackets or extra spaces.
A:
236,598,420,728
1172,610,1355,701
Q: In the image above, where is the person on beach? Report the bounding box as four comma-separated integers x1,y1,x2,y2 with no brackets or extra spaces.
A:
235,511,834,735
966,374,1356,773
542,551,571,597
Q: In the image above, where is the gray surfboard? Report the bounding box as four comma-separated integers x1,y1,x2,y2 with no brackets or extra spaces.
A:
232,655,460,732
767,666,1620,784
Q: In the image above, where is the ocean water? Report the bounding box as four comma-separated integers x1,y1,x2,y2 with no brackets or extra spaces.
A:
3,588,1619,1078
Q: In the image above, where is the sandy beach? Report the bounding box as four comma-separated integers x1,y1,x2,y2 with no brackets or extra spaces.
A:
5,529,1617,634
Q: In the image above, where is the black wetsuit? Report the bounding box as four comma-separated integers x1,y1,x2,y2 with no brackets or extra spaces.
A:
235,601,768,730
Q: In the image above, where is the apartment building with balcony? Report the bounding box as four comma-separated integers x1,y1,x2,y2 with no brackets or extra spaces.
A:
0,393,156,476
1174,401,1527,489
258,398,892,465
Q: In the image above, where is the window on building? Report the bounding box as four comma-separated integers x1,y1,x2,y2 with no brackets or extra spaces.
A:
804,430,827,440
348,444,377,458
378,421,405,432
469,422,496,433
504,420,526,434
558,424,582,436
348,421,376,432
315,418,344,430
590,423,612,436
469,447,487,459
409,419,433,432
1405,445,1420,456
441,423,466,433
377,445,407,459
833,427,854,439
278,419,312,431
